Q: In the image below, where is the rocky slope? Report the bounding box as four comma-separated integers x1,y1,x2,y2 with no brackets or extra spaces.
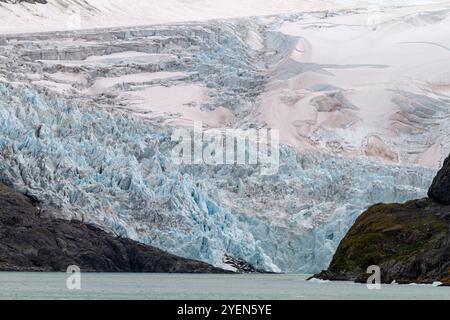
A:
314,155,450,285
0,0,344,34
0,182,228,272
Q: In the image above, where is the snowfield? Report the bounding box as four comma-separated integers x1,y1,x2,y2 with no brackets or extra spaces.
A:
0,1,449,272
0,0,342,34
0,0,446,34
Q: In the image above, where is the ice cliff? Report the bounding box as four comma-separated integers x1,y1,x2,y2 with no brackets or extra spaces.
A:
0,82,434,272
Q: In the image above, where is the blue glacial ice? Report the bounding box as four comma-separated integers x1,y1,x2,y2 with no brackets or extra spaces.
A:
0,82,435,272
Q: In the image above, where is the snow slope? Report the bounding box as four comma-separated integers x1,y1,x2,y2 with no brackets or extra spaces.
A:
257,4,450,168
0,0,342,34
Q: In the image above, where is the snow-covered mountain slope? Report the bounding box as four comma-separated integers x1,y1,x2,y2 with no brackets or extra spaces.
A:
0,0,342,34
0,0,446,34
0,4,449,272
257,5,450,168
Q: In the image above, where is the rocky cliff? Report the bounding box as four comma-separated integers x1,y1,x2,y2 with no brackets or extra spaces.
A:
0,182,228,273
314,155,450,285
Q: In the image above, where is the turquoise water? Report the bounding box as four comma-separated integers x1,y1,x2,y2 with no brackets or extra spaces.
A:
0,273,448,300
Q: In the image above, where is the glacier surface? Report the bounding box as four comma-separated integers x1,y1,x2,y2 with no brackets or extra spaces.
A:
0,82,435,272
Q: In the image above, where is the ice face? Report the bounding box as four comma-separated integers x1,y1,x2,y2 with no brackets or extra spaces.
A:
0,6,448,272
0,82,435,272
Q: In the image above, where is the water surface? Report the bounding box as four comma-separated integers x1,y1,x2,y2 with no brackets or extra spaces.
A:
0,273,448,300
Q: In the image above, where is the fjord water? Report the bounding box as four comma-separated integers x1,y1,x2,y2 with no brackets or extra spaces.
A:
0,273,449,300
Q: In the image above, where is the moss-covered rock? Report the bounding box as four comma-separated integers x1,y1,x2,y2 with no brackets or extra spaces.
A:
314,198,450,285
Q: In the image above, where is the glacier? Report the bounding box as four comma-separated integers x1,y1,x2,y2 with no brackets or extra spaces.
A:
0,4,449,272
0,82,435,272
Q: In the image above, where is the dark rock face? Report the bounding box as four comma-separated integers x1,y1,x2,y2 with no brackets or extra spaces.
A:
428,154,450,205
0,183,228,273
313,199,450,285
222,254,269,273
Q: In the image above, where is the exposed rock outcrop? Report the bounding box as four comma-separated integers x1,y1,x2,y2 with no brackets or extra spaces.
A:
313,155,450,286
222,254,269,273
428,154,450,205
0,182,229,273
